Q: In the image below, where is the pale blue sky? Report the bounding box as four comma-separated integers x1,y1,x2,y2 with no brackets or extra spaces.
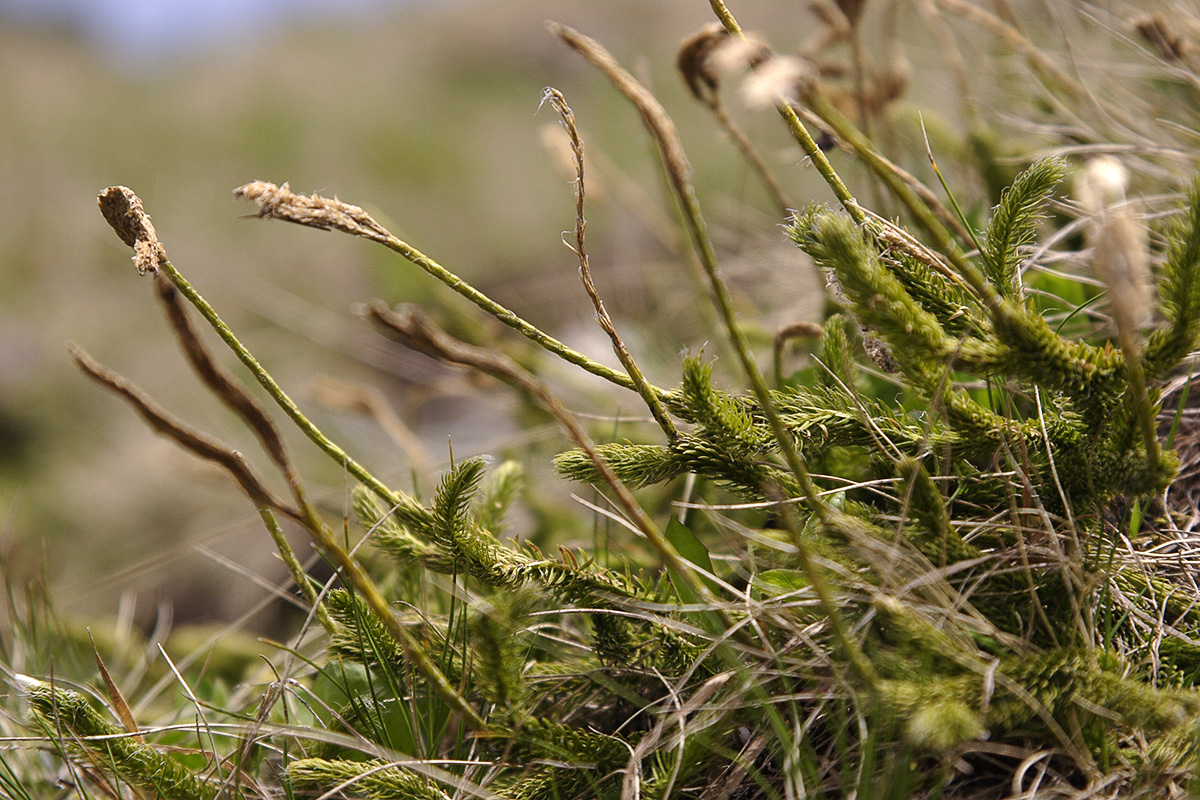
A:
0,0,416,62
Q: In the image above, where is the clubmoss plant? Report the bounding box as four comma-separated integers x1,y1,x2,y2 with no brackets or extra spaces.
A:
15,2,1200,798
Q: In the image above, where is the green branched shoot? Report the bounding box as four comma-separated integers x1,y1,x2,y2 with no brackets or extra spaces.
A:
17,676,225,800
1146,174,1200,380
980,156,1068,301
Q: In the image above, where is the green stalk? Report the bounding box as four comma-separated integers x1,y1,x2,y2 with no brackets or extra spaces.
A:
156,259,482,728
257,506,333,632
372,233,663,398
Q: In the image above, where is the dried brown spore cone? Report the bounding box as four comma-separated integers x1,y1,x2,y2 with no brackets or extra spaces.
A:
234,181,393,244
677,23,729,103
677,24,771,103
98,186,166,275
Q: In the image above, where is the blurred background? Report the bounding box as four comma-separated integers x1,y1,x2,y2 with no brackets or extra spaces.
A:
0,0,834,633
0,0,1184,637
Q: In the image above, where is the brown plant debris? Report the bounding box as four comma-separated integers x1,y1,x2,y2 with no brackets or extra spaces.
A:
1134,13,1189,62
549,22,696,204
677,23,772,106
233,181,392,244
677,23,730,103
98,186,166,275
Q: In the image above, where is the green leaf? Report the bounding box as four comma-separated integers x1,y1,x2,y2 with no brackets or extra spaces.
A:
665,517,714,574
665,517,718,601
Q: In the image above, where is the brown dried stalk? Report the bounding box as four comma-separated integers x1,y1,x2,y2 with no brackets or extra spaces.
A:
96,186,477,725
89,631,141,743
552,20,877,689
99,185,333,629
68,343,302,523
541,87,678,441
548,21,826,510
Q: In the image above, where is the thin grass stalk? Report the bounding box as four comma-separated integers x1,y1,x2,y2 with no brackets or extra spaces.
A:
150,268,336,628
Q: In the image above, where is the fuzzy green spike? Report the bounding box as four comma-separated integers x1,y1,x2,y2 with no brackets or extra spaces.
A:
470,589,536,715
791,213,956,376
896,457,960,567
287,758,452,800
679,355,767,450
327,589,409,674
883,251,981,335
985,298,1126,404
355,486,456,572
590,612,640,667
474,460,524,533
1144,173,1200,379
504,716,633,767
555,441,681,488
980,157,1068,300
432,456,488,545
18,676,225,800
816,313,858,390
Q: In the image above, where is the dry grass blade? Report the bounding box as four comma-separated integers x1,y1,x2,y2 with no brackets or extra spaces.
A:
541,86,678,441
548,22,696,224
67,342,302,523
88,630,141,743
934,0,1081,100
